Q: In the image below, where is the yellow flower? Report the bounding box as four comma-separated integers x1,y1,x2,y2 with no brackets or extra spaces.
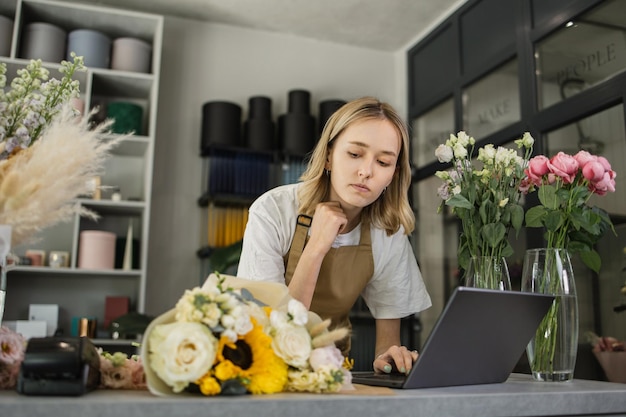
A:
196,374,221,396
214,321,288,394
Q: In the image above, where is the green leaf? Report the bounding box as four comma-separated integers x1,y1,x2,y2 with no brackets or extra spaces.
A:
579,249,601,273
481,223,506,248
538,185,559,210
510,204,524,231
446,194,473,210
543,210,564,232
525,206,546,227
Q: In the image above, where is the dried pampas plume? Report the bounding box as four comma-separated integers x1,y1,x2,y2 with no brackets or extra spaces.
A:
309,318,350,348
0,103,123,246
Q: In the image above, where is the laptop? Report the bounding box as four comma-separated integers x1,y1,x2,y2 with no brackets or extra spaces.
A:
351,287,554,389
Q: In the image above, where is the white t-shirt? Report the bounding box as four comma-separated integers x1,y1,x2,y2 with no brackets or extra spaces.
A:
236,183,432,319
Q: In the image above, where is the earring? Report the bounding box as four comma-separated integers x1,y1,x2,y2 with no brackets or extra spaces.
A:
325,169,330,176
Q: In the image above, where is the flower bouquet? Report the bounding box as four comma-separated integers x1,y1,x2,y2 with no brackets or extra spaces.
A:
523,150,616,272
435,131,534,287
588,333,626,383
0,325,26,389
521,150,616,381
98,350,146,390
142,273,352,396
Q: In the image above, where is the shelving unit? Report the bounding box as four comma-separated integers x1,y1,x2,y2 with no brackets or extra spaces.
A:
0,0,163,342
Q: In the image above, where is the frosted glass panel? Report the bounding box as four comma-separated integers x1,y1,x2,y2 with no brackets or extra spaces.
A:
536,0,626,109
462,59,520,139
411,98,454,168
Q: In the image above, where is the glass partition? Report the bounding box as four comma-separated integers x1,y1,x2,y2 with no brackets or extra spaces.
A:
536,0,626,109
462,59,520,139
411,98,454,169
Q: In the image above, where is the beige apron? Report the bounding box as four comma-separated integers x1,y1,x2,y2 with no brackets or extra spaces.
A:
284,215,374,354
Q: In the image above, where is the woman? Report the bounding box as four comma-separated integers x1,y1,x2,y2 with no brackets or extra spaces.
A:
237,97,431,374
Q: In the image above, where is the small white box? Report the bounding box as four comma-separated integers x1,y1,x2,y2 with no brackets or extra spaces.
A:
16,320,47,339
29,304,59,336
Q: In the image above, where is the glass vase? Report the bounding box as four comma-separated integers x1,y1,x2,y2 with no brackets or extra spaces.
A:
464,256,511,291
521,248,578,382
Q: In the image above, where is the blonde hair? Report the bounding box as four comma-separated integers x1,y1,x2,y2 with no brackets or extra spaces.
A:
298,96,415,235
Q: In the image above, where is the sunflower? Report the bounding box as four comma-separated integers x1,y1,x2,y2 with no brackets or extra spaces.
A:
213,320,288,394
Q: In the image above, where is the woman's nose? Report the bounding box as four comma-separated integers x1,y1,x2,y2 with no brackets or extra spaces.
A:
358,160,373,178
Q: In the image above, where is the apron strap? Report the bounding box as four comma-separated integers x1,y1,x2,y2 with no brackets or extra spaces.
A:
285,214,312,280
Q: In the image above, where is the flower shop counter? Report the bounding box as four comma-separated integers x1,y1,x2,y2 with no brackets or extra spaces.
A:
2,374,626,417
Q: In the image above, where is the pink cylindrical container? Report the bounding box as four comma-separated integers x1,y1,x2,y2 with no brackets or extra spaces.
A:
78,230,116,269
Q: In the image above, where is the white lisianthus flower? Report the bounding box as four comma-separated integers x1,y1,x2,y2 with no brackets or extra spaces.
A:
456,131,471,147
453,143,468,159
287,299,308,326
271,323,312,368
520,131,534,147
148,322,217,393
269,309,289,328
435,144,453,163
499,198,509,208
309,345,344,371
452,185,462,195
435,170,450,180
478,144,496,163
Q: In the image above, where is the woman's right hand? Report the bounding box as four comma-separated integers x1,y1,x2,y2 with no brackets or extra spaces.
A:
306,202,347,254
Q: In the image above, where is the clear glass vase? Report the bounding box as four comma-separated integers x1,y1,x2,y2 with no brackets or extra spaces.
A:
521,248,579,382
464,256,511,291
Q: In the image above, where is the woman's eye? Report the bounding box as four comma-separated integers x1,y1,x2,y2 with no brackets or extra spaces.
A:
378,160,391,167
348,152,359,158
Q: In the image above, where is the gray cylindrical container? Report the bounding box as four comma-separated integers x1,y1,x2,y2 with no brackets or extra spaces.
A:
21,22,66,62
67,29,111,68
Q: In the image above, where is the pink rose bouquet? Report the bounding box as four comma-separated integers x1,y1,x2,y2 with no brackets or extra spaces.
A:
99,350,146,390
523,150,616,272
0,326,26,389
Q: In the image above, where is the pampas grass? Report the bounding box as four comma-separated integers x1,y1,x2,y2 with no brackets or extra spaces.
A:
0,103,122,246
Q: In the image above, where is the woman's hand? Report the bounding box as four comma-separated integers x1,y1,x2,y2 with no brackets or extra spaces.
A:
306,202,347,253
373,345,419,375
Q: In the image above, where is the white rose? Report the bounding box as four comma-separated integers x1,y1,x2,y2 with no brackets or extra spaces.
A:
271,324,311,368
309,345,343,371
435,144,453,163
148,322,217,393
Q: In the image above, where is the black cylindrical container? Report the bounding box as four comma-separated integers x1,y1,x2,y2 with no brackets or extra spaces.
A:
318,99,346,134
279,89,316,156
288,90,311,113
244,96,275,151
201,101,242,154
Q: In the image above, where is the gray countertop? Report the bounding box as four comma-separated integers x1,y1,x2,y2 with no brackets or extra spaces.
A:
2,374,626,417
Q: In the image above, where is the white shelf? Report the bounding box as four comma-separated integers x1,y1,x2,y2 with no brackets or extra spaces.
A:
1,0,163,337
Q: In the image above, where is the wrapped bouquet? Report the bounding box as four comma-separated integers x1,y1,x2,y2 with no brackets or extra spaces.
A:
142,273,353,396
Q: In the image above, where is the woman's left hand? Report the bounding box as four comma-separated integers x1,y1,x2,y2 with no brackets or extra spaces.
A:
373,345,418,375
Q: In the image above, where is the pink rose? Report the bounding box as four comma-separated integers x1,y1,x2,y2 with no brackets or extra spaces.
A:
597,156,612,172
591,170,616,196
525,155,550,186
547,152,579,184
573,150,596,167
582,160,605,182
309,345,344,371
